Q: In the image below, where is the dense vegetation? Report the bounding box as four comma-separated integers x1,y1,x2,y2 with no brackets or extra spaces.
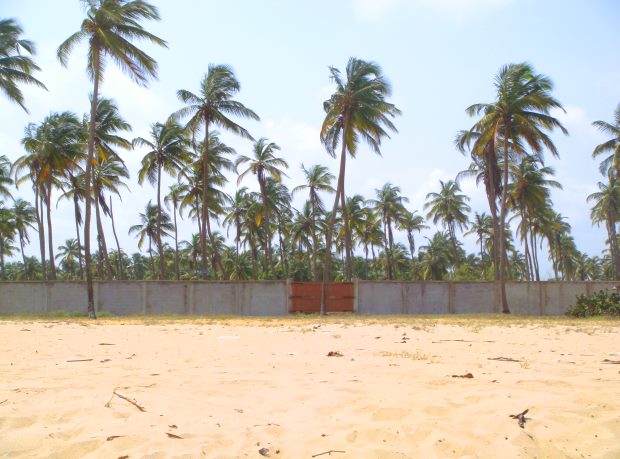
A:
1,2,619,306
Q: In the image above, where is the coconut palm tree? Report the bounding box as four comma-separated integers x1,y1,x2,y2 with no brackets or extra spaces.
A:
397,209,428,265
129,201,173,278
0,205,16,278
292,164,335,279
223,187,250,259
320,57,400,295
57,173,86,279
172,64,259,278
16,111,84,280
11,198,36,267
464,212,492,278
0,18,46,111
592,103,620,177
460,62,567,311
369,183,409,279
236,138,289,277
134,119,189,279
164,182,188,280
424,180,471,261
57,0,166,317
0,155,13,199
418,232,452,280
56,239,82,279
587,173,620,279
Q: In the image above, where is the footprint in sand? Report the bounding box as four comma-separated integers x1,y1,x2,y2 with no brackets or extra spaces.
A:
371,407,411,421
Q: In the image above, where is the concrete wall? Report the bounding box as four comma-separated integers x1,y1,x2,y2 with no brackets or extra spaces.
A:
357,281,620,316
0,280,618,316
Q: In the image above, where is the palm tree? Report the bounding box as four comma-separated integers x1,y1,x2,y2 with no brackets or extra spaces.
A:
164,182,188,280
129,201,173,278
424,180,471,261
592,103,620,177
464,212,492,278
57,0,166,317
0,205,16,278
56,239,82,279
16,112,84,280
58,173,86,279
134,120,189,279
369,183,409,279
460,63,567,312
172,64,259,278
397,210,428,265
292,164,335,279
223,187,251,259
320,57,400,295
0,155,13,199
418,232,452,280
0,18,46,111
236,138,289,277
11,198,36,266
587,173,620,279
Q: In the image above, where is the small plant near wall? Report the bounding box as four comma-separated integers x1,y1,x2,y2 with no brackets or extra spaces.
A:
566,289,620,317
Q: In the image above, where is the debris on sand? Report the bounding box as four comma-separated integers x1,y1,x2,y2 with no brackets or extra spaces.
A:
509,409,530,428
327,351,343,357
451,373,474,378
488,356,521,362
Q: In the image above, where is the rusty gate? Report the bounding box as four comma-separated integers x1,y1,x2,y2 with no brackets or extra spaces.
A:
289,282,354,313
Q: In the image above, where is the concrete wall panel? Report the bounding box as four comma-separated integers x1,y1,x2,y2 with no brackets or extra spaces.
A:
146,282,188,314
0,283,46,313
193,282,237,315
98,282,143,315
453,283,495,314
46,282,87,313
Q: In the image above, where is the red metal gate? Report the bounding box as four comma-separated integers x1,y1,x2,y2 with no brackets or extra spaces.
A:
289,282,354,313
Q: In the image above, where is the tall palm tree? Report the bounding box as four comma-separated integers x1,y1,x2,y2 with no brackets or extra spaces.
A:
320,57,400,294
0,18,46,111
592,103,620,177
236,138,289,277
56,238,82,279
164,182,188,280
0,155,13,199
172,64,259,278
587,173,620,279
460,62,567,312
292,164,335,279
134,119,189,279
58,173,86,279
464,212,493,278
11,198,36,267
0,205,16,278
418,232,452,280
16,111,84,280
424,180,471,260
57,0,166,318
369,183,409,279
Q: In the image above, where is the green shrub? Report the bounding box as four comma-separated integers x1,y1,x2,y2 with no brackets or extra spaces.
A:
566,289,620,318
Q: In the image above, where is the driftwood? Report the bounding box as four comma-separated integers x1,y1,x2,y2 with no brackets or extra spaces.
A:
66,359,93,363
451,373,474,378
509,409,529,428
166,432,183,439
602,359,620,364
105,390,146,412
327,351,343,357
488,357,521,362
312,451,346,457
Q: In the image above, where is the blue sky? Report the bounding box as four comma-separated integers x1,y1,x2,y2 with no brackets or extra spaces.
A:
2,0,620,277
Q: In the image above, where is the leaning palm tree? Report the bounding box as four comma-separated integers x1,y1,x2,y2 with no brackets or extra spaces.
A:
134,120,189,279
461,62,567,312
172,64,259,278
292,164,335,279
57,0,166,318
592,103,620,177
0,18,46,111
320,57,400,312
236,138,288,277
587,173,620,279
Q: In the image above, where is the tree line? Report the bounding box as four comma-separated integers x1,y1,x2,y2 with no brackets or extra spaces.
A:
1,2,620,317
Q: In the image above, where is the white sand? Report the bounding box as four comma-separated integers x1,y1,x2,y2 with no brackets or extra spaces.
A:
0,317,619,458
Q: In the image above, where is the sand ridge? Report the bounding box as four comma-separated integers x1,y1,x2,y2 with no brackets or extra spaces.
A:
0,318,619,458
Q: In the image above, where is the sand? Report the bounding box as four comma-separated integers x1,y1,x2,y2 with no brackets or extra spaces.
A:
0,316,619,458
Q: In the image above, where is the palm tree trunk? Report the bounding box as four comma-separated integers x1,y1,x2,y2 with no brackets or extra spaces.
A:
498,134,511,313
321,138,347,315
200,122,210,279
84,49,99,319
148,236,155,277
0,238,5,279
19,233,26,268
259,179,274,278
173,202,180,281
109,197,123,280
387,218,396,279
35,187,46,280
94,189,113,280
339,180,353,281
73,195,84,280
45,184,56,280
310,199,320,280
156,162,165,279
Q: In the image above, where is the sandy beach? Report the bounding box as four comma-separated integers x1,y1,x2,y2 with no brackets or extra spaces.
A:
0,316,619,458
